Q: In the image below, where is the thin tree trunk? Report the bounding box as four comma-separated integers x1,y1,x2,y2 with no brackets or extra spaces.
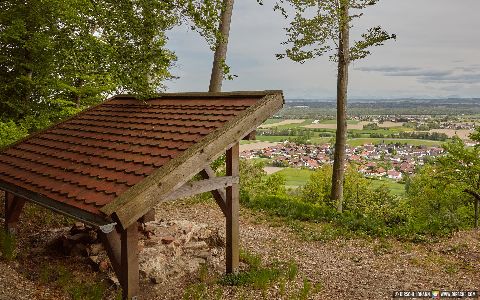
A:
330,1,350,213
475,199,478,229
208,0,234,93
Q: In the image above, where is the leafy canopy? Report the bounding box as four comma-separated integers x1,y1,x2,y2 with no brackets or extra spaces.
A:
273,0,396,63
0,0,224,123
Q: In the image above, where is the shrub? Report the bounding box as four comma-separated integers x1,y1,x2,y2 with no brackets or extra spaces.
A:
0,120,27,148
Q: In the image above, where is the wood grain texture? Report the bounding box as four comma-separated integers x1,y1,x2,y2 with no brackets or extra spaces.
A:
225,143,240,274
4,192,25,234
120,224,139,300
200,167,227,216
102,92,284,228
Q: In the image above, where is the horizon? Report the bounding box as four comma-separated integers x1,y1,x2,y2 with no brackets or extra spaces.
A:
167,0,480,99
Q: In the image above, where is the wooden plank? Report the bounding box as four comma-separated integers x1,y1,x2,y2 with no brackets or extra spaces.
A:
242,131,256,140
225,143,240,274
102,93,284,228
120,223,139,300
200,167,227,216
0,181,112,227
98,229,122,278
110,90,283,101
163,176,238,202
139,209,156,223
4,192,26,234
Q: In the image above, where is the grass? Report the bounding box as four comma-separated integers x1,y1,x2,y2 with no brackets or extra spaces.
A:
183,250,321,299
39,264,113,300
319,119,359,125
268,119,315,130
276,168,314,187
256,135,291,142
367,178,405,196
0,229,16,261
347,138,444,147
262,119,284,125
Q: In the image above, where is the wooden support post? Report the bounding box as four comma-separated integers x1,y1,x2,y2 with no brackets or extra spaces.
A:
4,192,26,235
200,167,227,216
225,143,239,274
99,223,139,300
120,223,139,300
98,229,122,278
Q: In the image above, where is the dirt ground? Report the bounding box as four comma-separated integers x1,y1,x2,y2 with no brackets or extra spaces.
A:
1,195,479,300
259,120,305,129
304,121,404,130
429,128,475,140
239,141,279,152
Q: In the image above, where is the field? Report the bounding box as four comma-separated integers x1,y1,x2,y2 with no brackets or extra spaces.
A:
346,138,443,147
261,119,305,128
305,121,405,130
258,118,454,147
274,168,406,196
429,128,475,140
367,178,406,196
275,167,314,188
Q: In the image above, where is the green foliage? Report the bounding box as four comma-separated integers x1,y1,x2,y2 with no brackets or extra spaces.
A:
220,250,306,293
0,120,28,148
405,164,475,235
363,122,380,130
0,229,17,261
239,160,286,200
274,0,395,63
39,264,108,300
0,0,223,123
183,250,320,299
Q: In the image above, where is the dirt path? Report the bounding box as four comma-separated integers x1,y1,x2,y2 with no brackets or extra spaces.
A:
1,198,479,299
149,200,480,300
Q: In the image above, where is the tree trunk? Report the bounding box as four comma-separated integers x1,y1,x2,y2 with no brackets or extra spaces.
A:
475,199,478,229
463,189,480,228
208,0,235,93
330,1,350,213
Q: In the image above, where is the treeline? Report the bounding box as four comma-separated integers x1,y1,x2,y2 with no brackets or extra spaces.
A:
0,0,223,147
239,132,480,238
260,128,313,138
369,131,448,141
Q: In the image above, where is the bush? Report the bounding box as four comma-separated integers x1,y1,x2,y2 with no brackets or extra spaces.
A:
0,120,27,148
404,165,474,236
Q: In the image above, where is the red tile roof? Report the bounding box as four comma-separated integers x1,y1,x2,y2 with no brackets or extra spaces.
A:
0,92,283,225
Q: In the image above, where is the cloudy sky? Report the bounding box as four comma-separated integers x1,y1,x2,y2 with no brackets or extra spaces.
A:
166,0,480,99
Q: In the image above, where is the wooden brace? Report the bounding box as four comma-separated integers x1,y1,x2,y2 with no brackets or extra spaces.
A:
4,192,26,234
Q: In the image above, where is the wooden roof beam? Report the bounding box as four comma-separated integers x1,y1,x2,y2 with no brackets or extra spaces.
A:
102,93,284,228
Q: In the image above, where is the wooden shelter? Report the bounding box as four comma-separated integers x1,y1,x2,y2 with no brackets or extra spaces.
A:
0,91,284,299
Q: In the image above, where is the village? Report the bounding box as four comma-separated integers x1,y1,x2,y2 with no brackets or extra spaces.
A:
241,141,446,181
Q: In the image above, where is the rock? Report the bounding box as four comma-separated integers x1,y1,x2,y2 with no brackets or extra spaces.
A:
89,255,100,265
161,236,175,245
70,243,87,257
70,222,85,235
69,233,91,244
107,273,120,287
206,230,225,247
136,219,224,285
196,251,211,259
138,240,145,253
87,243,104,256
144,239,159,247
184,241,208,251
99,260,109,272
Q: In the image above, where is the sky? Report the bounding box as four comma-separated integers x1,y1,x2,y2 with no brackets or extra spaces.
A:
166,0,480,100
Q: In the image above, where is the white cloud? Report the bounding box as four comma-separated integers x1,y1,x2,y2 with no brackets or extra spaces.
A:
167,0,480,98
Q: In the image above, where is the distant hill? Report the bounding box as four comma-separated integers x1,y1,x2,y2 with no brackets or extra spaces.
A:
283,98,480,115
